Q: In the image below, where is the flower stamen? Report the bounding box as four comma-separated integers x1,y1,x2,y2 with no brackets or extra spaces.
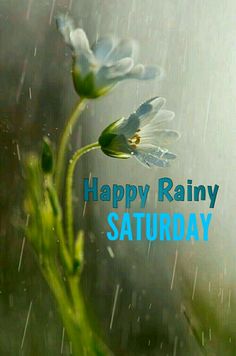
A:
128,132,141,148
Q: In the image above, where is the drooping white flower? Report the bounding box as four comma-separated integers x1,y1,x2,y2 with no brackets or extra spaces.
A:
98,97,180,167
56,15,162,98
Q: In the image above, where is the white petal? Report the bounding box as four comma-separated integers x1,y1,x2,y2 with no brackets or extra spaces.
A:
101,57,134,79
137,145,177,160
139,110,175,131
70,28,91,53
56,15,96,65
129,97,166,128
140,129,180,146
56,15,74,46
128,63,144,77
154,110,175,124
138,66,163,80
92,36,118,62
136,97,166,118
107,39,138,63
134,150,170,168
124,64,163,80
118,116,140,137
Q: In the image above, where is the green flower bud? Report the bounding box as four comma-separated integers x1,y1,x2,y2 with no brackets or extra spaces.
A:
72,65,112,99
98,120,131,159
74,230,84,273
41,137,54,174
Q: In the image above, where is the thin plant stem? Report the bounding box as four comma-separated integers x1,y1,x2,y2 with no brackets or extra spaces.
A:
65,142,100,254
41,262,85,355
46,183,73,272
67,275,112,355
55,98,87,194
68,276,95,352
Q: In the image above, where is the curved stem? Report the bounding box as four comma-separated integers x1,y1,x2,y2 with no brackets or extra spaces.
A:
55,98,87,194
66,142,100,254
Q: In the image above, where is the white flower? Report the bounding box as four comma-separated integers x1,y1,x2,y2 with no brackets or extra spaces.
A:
98,97,180,167
56,15,162,98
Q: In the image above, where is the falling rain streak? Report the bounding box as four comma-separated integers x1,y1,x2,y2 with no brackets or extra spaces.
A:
110,284,120,330
20,301,33,349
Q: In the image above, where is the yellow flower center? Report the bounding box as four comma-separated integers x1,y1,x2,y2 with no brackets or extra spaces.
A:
128,130,141,148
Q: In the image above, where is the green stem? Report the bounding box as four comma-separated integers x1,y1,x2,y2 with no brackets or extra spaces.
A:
41,263,85,355
66,142,100,254
68,276,111,355
46,181,73,273
69,276,94,352
55,98,87,194
42,262,104,355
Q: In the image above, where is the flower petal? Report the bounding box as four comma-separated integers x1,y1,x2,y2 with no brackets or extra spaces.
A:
139,110,175,132
124,64,162,80
96,57,134,88
56,15,96,64
140,129,180,146
103,57,134,79
92,36,118,62
153,110,175,124
127,97,167,128
137,145,177,160
117,115,140,137
102,98,173,140
139,65,162,80
134,150,170,168
136,97,166,118
107,39,138,63
56,15,74,46
70,29,93,55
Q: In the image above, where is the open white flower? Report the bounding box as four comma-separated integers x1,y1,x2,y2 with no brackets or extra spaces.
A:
98,97,180,167
56,15,162,98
